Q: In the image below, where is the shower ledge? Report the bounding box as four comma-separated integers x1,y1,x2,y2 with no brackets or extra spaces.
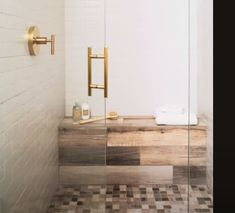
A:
58,116,207,185
59,116,207,132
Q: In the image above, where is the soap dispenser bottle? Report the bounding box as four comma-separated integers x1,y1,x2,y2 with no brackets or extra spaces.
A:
81,103,90,120
72,100,81,122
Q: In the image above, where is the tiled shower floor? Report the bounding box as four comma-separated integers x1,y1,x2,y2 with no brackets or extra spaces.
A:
47,184,213,213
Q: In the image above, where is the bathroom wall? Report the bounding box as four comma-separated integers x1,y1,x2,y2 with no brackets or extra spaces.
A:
0,0,65,212
65,0,198,116
196,0,213,192
65,0,106,117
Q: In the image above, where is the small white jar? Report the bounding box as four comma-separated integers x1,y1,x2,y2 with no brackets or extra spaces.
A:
81,103,90,120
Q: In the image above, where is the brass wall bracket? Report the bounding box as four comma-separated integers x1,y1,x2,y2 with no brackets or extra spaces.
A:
88,47,108,98
28,26,55,56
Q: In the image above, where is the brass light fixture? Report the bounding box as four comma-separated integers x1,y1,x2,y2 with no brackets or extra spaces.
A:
28,26,55,56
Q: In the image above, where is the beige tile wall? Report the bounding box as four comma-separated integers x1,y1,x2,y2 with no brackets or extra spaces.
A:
0,0,65,212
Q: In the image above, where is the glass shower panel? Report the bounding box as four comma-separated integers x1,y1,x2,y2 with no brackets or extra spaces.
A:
66,0,106,122
189,0,213,212
105,0,189,117
105,0,190,211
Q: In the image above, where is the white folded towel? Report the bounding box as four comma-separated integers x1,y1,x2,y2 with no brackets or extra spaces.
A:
155,104,185,114
154,104,198,125
155,112,198,125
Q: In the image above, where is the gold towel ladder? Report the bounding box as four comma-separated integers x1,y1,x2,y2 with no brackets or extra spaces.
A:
88,47,108,98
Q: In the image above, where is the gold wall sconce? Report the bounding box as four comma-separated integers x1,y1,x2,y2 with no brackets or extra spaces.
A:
28,26,55,56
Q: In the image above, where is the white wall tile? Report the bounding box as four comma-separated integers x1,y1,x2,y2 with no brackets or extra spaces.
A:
0,0,65,212
65,0,197,116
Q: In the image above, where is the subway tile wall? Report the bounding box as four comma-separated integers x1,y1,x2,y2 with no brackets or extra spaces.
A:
0,0,65,212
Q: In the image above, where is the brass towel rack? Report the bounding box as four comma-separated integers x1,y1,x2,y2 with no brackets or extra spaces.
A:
88,47,108,98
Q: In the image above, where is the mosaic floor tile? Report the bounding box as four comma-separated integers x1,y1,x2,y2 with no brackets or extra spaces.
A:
47,184,213,213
